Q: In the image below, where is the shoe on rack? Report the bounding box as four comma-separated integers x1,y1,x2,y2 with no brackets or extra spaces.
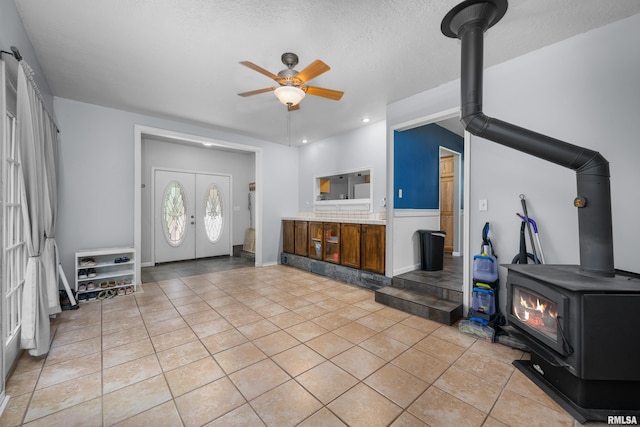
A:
87,282,97,291
78,269,87,279
80,257,97,266
87,268,97,278
78,293,88,302
87,292,97,301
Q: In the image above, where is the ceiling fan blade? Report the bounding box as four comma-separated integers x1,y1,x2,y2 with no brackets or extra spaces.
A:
288,103,300,112
306,86,344,101
238,87,275,97
296,60,330,83
239,61,280,81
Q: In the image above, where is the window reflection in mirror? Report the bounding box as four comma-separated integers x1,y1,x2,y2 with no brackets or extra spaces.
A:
316,169,371,201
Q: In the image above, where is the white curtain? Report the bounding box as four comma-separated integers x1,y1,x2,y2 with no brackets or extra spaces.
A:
42,93,60,316
17,61,59,356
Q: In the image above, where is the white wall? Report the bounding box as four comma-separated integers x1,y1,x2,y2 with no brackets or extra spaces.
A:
55,98,298,282
388,13,640,309
473,13,640,275
298,120,387,214
141,137,255,264
392,211,441,275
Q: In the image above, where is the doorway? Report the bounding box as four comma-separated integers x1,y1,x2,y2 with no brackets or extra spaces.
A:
154,169,231,263
439,148,462,256
440,155,454,253
134,125,263,282
388,107,470,310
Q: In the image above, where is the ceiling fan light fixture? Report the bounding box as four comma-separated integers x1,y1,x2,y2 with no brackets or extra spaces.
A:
274,85,305,106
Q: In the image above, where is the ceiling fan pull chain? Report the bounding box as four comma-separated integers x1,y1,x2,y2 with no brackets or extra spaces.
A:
287,108,291,147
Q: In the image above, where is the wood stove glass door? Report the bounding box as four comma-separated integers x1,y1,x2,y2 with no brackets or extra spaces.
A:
512,285,559,343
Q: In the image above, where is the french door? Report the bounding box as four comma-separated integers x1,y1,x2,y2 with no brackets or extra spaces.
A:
154,170,231,263
2,58,24,399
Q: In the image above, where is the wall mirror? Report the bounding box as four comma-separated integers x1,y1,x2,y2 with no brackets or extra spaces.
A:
314,168,372,211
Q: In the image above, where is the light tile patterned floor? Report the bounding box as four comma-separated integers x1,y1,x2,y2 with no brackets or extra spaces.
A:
2,264,603,426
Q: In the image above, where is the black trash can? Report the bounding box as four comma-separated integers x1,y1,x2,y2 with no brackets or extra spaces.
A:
418,230,446,271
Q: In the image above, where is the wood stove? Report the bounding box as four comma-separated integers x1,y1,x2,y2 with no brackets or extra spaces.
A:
505,265,640,422
440,0,640,421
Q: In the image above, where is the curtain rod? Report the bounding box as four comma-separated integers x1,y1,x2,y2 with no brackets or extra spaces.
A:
0,46,23,61
1,46,60,134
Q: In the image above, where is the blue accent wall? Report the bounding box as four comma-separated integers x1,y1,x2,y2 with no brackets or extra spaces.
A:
394,124,464,209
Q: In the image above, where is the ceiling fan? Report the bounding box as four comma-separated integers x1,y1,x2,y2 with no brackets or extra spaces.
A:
238,52,344,111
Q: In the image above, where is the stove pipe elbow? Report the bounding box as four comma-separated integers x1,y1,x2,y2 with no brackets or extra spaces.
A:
443,0,615,277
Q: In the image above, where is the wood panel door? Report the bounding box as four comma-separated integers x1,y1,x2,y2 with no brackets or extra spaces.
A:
341,223,361,269
361,224,385,274
440,156,454,254
282,220,294,254
294,221,308,256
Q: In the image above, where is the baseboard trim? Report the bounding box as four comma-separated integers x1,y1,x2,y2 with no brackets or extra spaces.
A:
0,393,10,418
393,264,421,276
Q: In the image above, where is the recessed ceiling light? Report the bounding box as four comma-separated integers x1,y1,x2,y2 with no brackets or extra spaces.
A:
361,117,371,123
301,139,308,144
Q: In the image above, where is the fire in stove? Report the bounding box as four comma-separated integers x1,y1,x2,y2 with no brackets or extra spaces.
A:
513,287,558,341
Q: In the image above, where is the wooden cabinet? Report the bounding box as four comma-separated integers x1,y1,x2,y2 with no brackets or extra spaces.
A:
324,223,340,264
284,219,385,275
361,224,385,274
294,221,308,256
320,179,331,194
308,222,324,260
341,223,361,269
282,220,295,254
308,222,340,263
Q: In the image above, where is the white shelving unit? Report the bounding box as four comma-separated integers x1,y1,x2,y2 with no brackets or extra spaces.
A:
75,247,137,301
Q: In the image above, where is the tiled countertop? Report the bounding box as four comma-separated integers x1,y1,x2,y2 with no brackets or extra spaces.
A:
282,216,386,225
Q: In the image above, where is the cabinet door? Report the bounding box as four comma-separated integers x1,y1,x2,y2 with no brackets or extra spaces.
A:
361,224,385,274
282,220,295,254
341,223,361,269
324,223,340,264
308,222,324,260
294,221,308,256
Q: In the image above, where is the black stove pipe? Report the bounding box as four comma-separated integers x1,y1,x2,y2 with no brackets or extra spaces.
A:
442,0,614,277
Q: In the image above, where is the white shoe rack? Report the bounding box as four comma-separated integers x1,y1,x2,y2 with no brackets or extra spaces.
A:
75,247,137,302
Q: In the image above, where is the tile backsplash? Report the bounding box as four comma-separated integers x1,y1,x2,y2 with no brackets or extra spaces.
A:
297,211,386,221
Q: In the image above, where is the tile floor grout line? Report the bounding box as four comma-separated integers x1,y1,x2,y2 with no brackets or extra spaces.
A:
6,260,586,427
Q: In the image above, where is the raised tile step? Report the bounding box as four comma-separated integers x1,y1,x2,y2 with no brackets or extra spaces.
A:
392,270,463,303
375,286,463,326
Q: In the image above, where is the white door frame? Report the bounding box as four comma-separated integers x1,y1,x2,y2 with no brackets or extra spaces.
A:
387,107,472,313
151,167,233,264
134,125,263,281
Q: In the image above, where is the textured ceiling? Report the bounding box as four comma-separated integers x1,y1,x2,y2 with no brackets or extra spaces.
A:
14,0,640,145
